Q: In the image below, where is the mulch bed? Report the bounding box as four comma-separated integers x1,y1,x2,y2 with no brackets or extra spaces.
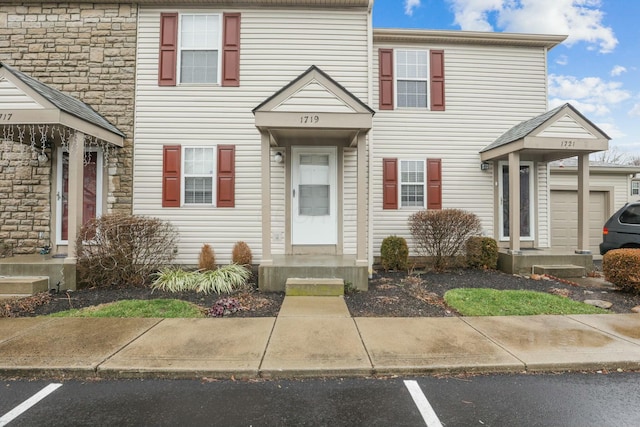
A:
4,269,639,318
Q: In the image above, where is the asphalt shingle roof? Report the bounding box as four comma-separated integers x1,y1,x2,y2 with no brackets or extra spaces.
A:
0,62,124,139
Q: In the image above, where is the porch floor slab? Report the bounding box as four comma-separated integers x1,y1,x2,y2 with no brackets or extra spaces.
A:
355,317,523,375
462,315,640,371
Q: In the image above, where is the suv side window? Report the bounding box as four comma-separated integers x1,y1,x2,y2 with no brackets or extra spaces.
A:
619,205,640,225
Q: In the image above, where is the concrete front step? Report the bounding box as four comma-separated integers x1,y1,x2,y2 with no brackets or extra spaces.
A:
285,278,344,296
532,265,586,278
0,276,49,296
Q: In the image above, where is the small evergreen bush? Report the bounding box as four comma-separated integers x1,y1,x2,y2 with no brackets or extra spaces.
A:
603,249,640,292
409,209,482,270
198,244,216,271
380,235,409,271
466,236,498,269
232,241,253,266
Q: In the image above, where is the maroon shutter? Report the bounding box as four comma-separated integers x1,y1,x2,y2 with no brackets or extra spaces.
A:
383,158,398,209
427,158,442,210
217,145,235,207
162,145,181,207
158,13,178,86
430,50,445,111
222,13,241,87
379,49,394,110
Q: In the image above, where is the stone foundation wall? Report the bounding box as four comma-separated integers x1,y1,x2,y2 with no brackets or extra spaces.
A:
0,2,137,253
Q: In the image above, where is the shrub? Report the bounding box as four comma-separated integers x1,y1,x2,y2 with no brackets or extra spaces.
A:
466,236,498,270
380,235,409,271
603,249,640,292
232,241,253,266
198,244,216,271
76,214,178,288
409,209,482,271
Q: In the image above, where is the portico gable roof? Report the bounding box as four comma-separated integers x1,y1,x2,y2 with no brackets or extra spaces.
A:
480,103,609,162
0,62,124,146
253,65,374,147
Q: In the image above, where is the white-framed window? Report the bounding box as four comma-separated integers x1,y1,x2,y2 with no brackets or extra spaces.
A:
400,159,425,207
396,49,429,108
179,14,221,84
632,180,639,196
182,146,216,204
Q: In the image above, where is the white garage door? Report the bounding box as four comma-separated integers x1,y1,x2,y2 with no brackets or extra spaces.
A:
550,190,607,254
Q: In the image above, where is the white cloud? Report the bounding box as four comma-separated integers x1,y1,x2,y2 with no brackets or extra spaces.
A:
630,104,640,117
611,65,627,76
594,122,626,139
556,55,569,66
548,74,631,116
447,0,618,53
404,0,421,16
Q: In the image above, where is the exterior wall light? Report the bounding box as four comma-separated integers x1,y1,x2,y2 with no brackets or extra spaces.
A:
480,161,490,171
274,152,284,164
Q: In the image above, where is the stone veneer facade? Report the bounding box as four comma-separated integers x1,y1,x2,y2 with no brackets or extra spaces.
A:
0,2,136,254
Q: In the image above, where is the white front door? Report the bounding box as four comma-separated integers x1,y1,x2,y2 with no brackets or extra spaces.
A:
498,161,534,241
291,146,337,245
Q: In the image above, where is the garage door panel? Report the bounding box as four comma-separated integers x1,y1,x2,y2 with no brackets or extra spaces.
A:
550,190,606,254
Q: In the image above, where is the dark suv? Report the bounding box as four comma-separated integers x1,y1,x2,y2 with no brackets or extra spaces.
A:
600,202,640,255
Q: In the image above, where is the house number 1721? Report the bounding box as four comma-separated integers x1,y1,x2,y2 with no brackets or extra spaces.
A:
300,115,320,124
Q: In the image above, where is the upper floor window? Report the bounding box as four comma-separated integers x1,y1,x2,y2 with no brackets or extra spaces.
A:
400,160,425,207
396,50,429,108
632,181,639,196
179,14,221,84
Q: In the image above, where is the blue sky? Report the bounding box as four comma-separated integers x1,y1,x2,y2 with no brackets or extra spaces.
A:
373,0,640,161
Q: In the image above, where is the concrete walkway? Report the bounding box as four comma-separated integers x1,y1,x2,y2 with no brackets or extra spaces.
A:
1,297,639,379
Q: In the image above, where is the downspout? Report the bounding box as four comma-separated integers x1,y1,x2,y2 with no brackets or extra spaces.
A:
367,0,374,278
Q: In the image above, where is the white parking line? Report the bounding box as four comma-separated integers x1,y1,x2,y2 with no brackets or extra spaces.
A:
0,383,62,427
404,380,443,427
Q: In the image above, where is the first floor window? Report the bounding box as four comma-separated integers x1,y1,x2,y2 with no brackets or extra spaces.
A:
184,147,215,204
632,181,639,196
400,160,425,207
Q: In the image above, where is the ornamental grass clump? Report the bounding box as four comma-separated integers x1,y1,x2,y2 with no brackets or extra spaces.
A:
152,267,199,293
196,264,252,295
232,241,253,266
198,244,216,271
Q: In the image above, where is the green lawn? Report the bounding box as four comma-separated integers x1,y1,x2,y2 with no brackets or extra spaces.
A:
444,288,608,316
49,299,205,318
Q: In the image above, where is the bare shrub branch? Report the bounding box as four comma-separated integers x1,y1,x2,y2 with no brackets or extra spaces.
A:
76,214,178,287
409,209,482,270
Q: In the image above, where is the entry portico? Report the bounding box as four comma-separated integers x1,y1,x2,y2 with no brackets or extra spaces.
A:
253,66,374,291
480,103,610,257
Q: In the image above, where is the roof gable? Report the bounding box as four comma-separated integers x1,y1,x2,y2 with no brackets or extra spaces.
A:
254,65,374,115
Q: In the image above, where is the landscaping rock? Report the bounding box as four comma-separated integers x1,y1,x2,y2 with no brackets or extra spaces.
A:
632,306,640,313
584,299,613,309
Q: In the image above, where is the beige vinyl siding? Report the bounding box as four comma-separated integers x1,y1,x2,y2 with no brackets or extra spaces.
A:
550,171,629,213
372,42,548,256
134,7,369,263
274,81,356,112
0,79,44,109
539,116,596,138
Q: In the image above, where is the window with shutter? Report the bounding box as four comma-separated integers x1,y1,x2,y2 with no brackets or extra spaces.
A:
427,158,442,210
383,158,398,209
379,49,394,110
217,145,235,207
158,13,178,86
162,145,181,207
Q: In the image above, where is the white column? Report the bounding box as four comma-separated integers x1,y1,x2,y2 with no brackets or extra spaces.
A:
260,131,272,264
508,151,520,253
576,153,591,253
66,131,85,259
356,133,367,266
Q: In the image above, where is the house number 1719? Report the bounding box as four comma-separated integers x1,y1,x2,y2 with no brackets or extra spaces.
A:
300,115,320,124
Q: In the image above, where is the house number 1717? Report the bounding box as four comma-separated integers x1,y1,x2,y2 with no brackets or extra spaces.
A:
0,113,13,121
300,115,320,124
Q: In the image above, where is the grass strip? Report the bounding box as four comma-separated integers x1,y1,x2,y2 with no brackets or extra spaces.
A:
48,299,205,318
444,288,608,316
